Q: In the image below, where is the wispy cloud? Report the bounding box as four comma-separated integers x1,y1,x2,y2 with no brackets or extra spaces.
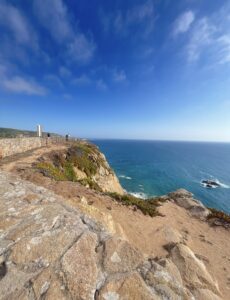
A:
67,35,96,64
34,0,95,64
44,74,63,88
184,3,230,64
173,11,195,37
72,74,92,86
217,35,230,64
63,93,73,100
113,69,127,82
0,1,37,47
72,74,108,91
187,18,215,62
59,66,72,78
33,0,72,43
126,0,154,24
100,0,155,38
96,79,107,91
2,76,46,95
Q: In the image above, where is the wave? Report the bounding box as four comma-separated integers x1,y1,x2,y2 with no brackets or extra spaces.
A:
119,175,132,180
215,179,230,189
129,192,148,199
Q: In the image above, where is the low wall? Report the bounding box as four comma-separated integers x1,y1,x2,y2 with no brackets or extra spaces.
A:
0,137,43,158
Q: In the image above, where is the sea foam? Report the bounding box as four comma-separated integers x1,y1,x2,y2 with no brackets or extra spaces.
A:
119,175,132,180
129,192,148,199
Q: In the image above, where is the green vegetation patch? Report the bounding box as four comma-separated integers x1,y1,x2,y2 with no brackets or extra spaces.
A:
79,178,102,192
36,161,76,182
207,207,230,227
35,141,112,192
107,193,166,217
35,141,107,190
65,142,107,177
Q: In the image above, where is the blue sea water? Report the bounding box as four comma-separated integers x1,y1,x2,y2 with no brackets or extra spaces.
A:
92,140,230,214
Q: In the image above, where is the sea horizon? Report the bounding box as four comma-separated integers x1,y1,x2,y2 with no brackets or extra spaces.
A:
90,138,230,144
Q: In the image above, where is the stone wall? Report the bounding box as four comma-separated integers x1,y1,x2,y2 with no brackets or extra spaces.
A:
0,137,43,158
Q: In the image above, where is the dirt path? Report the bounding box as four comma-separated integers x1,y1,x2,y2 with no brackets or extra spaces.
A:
0,144,68,172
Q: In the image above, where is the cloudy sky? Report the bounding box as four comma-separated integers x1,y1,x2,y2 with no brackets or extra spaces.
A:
0,0,230,141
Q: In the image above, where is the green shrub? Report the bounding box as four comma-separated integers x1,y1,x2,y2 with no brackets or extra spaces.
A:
207,207,230,224
107,193,165,217
63,162,77,182
79,178,102,192
36,162,67,181
66,144,99,177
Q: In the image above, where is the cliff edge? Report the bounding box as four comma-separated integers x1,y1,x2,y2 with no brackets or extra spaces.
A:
34,141,124,195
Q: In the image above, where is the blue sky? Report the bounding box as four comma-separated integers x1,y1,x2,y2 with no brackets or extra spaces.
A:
0,0,230,141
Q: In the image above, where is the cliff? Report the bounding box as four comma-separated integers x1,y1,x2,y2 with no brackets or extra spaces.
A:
34,141,124,195
0,141,229,299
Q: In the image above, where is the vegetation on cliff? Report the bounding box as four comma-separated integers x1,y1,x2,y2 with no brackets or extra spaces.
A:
107,192,166,217
35,141,112,192
36,161,77,182
207,207,230,228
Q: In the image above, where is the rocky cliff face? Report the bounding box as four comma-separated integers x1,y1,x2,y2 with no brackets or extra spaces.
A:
35,141,124,195
0,171,223,300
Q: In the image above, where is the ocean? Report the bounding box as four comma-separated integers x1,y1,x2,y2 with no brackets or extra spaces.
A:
92,140,230,214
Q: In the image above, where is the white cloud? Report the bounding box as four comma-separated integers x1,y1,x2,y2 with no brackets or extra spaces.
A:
183,3,230,64
173,11,195,36
100,0,155,37
72,74,108,91
113,69,127,82
217,35,230,64
59,66,72,78
127,0,154,24
67,35,96,64
2,76,46,95
63,93,73,100
96,79,107,91
0,1,37,48
187,18,216,62
34,0,95,64
33,0,72,43
72,74,92,86
45,74,63,88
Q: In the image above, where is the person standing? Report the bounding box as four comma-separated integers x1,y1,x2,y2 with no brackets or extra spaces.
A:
46,133,51,146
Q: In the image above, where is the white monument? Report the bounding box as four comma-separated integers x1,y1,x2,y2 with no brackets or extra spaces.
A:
37,125,42,137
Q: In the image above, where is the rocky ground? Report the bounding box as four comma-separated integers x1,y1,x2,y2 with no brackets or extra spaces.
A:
0,145,229,299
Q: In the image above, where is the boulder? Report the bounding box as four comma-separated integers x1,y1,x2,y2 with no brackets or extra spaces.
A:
140,259,192,300
157,258,183,285
98,272,159,300
170,244,220,295
168,189,209,219
192,288,222,300
103,236,143,274
61,231,99,300
153,225,183,247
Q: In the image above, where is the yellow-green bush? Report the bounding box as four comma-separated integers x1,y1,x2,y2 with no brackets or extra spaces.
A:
107,193,165,217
